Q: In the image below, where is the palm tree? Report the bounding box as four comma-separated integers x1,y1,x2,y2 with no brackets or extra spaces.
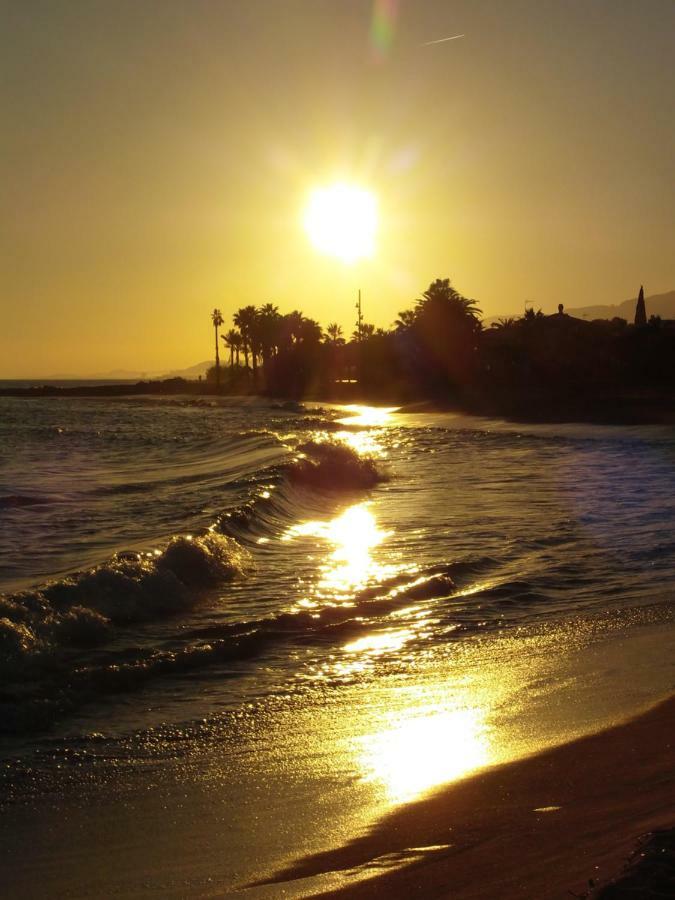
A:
412,279,483,388
258,303,281,368
394,309,416,332
232,331,242,366
325,323,344,345
298,317,323,345
281,310,305,346
491,317,516,330
211,308,224,388
233,306,258,371
416,278,481,320
351,322,374,342
222,328,240,367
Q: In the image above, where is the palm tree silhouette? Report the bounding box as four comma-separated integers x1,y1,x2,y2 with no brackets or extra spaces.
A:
394,309,416,332
232,331,242,366
416,278,481,320
223,328,240,368
286,310,305,341
211,308,224,388
325,323,344,345
412,279,482,387
233,306,258,371
351,322,374,342
298,317,323,344
258,303,281,369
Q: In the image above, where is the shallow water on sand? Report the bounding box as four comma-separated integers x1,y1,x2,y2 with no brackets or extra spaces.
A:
1,397,674,895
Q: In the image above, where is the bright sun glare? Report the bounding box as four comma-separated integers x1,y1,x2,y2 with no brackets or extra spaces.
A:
304,182,378,263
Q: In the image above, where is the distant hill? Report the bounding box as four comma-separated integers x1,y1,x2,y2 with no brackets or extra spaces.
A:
17,360,213,382
157,360,212,380
485,290,675,326
566,290,675,323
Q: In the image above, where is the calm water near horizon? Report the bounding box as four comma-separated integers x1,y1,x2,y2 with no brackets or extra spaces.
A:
0,379,142,390
1,396,674,895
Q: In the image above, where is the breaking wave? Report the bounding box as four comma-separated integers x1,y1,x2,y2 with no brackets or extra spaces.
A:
0,533,251,669
0,432,390,732
287,439,385,490
0,562,467,732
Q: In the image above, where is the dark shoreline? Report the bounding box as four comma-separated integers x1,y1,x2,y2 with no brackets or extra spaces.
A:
2,378,674,426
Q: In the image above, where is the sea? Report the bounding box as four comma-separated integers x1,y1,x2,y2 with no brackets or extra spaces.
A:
1,394,674,896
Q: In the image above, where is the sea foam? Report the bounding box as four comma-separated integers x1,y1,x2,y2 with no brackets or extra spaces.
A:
0,532,251,669
288,438,385,490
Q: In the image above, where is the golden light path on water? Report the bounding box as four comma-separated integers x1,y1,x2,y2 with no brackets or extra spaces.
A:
285,503,401,601
335,404,400,428
284,406,496,806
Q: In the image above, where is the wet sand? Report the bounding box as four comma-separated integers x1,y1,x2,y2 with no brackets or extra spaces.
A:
262,695,675,899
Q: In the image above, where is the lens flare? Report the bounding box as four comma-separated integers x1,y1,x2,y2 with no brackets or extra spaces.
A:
370,0,399,62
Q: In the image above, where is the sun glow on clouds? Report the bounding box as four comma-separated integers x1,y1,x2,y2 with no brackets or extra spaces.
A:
304,183,378,263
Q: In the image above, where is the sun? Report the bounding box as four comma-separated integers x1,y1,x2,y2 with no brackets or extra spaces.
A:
303,182,377,264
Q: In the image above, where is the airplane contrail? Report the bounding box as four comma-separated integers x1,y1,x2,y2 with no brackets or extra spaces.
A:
421,34,465,46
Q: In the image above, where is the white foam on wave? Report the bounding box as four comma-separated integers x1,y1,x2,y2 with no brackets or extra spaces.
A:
0,532,251,669
288,438,386,490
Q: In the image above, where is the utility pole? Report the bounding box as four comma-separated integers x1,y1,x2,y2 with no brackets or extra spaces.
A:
355,289,363,341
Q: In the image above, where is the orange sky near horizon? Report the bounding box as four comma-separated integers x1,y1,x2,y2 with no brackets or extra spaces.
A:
3,0,675,376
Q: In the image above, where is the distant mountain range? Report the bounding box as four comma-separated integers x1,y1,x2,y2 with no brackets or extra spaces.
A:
159,360,212,379
564,289,675,322
27,360,213,382
485,290,675,327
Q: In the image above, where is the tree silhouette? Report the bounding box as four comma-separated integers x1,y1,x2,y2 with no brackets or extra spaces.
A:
258,303,282,371
394,309,416,332
205,275,675,410
491,317,516,330
352,322,374,341
409,279,482,391
233,306,258,371
223,328,240,368
211,308,224,389
325,322,344,345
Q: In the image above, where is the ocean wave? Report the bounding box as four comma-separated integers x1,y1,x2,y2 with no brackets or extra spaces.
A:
286,438,386,490
0,533,251,671
0,495,50,509
213,435,388,538
0,433,391,732
0,566,461,732
0,546,514,734
1,437,384,666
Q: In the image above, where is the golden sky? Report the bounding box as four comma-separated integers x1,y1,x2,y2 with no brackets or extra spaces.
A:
3,0,675,376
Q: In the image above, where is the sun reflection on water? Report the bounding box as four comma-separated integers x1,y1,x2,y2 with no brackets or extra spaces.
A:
334,429,385,457
336,405,399,428
344,629,413,656
357,703,490,804
286,503,404,602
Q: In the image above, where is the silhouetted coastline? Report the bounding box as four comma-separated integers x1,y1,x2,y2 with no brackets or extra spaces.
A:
2,379,674,426
4,280,675,424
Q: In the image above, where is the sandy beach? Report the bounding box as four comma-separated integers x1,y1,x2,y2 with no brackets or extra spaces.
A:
253,695,675,899
2,399,675,899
